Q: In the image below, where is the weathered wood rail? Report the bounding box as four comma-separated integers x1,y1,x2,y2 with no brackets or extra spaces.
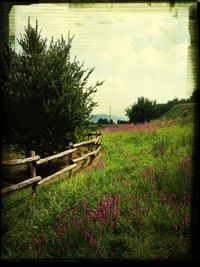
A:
36,148,77,166
1,133,101,196
1,155,40,167
71,145,101,164
1,176,42,195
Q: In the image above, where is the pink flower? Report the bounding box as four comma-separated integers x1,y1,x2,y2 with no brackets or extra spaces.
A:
32,235,38,243
96,160,105,169
112,208,119,218
125,192,133,200
100,194,104,205
84,215,89,223
89,212,96,221
103,201,109,210
84,231,91,241
83,200,89,212
172,193,176,199
54,223,65,233
161,192,167,204
96,207,103,223
90,237,97,248
84,231,97,249
183,216,190,225
183,192,191,204
114,193,119,201
40,234,48,244
75,219,83,228
111,221,116,230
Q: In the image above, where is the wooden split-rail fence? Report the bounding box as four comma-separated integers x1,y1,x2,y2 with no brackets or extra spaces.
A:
1,133,101,196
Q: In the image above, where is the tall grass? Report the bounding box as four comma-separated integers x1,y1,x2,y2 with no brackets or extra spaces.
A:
1,119,193,260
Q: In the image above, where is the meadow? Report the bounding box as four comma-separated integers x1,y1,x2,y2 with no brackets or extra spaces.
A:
1,118,193,260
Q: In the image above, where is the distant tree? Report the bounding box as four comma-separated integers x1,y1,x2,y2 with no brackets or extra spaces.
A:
109,119,115,125
125,97,157,123
165,98,179,110
1,20,104,155
154,103,169,118
125,95,194,124
117,120,129,124
97,118,109,125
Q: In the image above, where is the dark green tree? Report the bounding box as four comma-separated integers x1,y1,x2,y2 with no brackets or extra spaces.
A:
117,120,129,124
125,97,157,123
97,118,109,125
2,20,104,155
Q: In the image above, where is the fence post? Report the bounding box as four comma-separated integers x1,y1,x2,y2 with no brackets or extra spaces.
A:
89,142,93,152
89,133,94,152
68,142,73,178
29,150,37,195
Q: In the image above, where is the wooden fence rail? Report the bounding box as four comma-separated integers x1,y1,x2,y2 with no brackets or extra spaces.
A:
36,148,77,166
38,163,77,185
1,133,101,196
1,155,40,167
72,138,97,148
71,146,101,164
1,176,42,195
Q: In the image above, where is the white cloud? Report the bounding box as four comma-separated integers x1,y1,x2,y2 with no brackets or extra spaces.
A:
14,3,190,117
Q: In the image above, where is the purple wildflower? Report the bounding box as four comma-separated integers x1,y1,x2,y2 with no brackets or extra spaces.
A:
161,191,167,204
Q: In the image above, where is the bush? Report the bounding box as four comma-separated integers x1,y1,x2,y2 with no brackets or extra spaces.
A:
126,97,157,123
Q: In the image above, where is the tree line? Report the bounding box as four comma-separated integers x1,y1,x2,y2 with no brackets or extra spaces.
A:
125,95,195,124
89,94,195,126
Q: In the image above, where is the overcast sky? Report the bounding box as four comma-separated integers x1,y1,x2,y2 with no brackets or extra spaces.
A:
13,3,191,118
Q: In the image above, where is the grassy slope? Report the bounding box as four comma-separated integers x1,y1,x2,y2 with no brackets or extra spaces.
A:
1,119,193,260
160,103,195,120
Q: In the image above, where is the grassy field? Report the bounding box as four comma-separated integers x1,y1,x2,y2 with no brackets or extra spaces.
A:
160,103,195,120
1,118,194,260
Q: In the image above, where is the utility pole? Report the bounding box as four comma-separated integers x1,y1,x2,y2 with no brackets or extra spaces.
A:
109,104,111,124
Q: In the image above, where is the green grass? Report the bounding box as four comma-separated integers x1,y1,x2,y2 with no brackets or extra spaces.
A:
160,103,195,120
1,118,193,260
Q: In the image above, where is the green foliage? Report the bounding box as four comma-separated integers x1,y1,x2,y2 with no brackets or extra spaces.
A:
160,103,195,120
97,118,109,125
125,96,193,124
126,97,157,123
2,19,104,155
117,120,129,124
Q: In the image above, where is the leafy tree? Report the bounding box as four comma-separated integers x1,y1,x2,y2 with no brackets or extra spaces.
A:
117,120,129,124
109,119,115,125
125,95,194,124
1,20,104,155
97,118,109,125
126,97,157,123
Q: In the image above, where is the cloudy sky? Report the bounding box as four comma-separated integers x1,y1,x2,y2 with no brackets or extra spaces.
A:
13,3,191,118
